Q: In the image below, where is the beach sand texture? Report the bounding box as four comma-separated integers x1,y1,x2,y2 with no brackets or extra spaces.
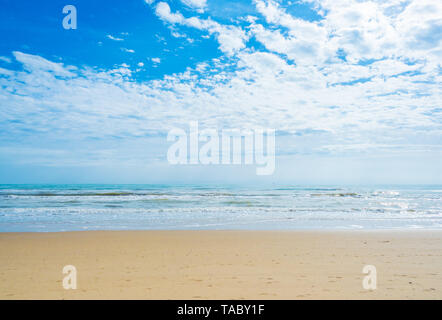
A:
0,230,441,299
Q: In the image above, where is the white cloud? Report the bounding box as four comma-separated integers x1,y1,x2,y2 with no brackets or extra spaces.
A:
180,0,207,13
250,0,442,67
0,56,11,63
107,34,124,41
12,51,75,77
155,2,185,24
303,0,442,64
121,48,135,53
1,50,439,152
1,0,441,165
154,2,248,55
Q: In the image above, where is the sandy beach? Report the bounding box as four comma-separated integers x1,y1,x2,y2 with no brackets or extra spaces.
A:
0,230,441,299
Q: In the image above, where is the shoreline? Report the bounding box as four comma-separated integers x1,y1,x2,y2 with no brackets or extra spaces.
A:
3,227,442,233
1,230,441,299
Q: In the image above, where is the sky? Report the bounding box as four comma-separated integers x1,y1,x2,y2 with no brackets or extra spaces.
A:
0,0,441,185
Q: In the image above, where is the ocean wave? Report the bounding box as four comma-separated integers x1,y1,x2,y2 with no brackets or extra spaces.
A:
1,185,441,231
1,192,174,197
310,192,361,197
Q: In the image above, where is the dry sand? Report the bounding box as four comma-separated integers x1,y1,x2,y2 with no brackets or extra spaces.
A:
0,230,441,299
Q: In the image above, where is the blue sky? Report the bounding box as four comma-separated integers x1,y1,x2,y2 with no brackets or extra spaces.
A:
0,0,441,184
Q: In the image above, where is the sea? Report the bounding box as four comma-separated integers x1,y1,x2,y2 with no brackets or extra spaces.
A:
0,184,441,232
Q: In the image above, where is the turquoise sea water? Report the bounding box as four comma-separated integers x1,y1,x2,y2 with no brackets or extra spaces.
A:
0,184,441,232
